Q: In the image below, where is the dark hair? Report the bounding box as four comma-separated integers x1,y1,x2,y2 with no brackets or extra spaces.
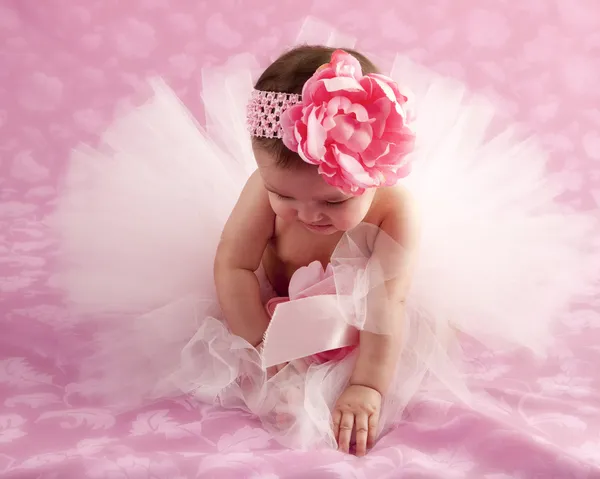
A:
253,45,380,168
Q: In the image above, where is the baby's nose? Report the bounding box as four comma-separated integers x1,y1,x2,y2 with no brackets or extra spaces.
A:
297,205,322,224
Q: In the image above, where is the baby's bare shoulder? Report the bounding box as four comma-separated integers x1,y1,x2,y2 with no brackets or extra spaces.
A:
368,186,417,229
216,171,275,271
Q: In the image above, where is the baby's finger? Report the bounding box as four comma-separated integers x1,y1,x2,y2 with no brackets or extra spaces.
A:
332,409,342,442
354,413,369,456
367,412,379,450
337,412,354,453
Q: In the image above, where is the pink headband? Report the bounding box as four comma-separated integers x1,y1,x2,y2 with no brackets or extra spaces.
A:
247,90,302,139
247,50,415,195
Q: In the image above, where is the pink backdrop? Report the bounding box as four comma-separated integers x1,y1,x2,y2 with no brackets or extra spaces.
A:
2,0,600,477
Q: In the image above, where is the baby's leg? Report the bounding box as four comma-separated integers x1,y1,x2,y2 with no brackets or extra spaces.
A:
268,360,309,428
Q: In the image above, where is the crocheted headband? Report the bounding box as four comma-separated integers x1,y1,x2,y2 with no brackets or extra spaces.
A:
246,50,415,195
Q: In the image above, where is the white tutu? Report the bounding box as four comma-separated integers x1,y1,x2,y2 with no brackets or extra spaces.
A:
47,26,600,450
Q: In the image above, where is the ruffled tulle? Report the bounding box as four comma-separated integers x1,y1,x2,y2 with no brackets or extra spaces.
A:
48,22,600,450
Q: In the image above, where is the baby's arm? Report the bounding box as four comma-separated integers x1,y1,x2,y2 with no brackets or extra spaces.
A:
214,171,275,347
333,188,418,455
350,187,419,395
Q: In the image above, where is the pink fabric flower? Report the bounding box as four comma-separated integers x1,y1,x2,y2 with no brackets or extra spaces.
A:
281,50,415,195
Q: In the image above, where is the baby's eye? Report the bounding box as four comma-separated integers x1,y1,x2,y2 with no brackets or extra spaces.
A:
325,199,348,206
275,193,293,200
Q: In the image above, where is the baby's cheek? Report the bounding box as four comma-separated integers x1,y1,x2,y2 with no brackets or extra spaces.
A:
272,203,295,221
333,210,363,231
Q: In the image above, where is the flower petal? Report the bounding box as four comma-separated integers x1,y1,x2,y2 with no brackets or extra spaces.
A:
323,76,365,93
281,105,303,151
330,117,373,153
347,123,373,153
331,50,364,79
304,107,328,160
332,145,375,188
345,103,371,123
371,75,401,103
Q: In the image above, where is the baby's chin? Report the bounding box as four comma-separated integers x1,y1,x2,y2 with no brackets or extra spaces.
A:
303,220,365,235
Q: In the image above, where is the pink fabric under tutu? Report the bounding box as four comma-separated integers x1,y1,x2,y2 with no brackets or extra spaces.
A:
46,27,600,450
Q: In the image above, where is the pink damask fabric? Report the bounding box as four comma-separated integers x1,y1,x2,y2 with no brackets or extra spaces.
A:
1,0,600,478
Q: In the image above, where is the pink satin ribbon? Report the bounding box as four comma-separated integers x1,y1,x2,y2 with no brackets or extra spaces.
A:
260,261,358,368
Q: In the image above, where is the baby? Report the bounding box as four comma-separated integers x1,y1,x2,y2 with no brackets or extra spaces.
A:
214,46,418,455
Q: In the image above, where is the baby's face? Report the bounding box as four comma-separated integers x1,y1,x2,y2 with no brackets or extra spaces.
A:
255,148,374,235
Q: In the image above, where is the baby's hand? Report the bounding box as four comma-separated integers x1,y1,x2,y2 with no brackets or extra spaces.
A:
332,384,381,456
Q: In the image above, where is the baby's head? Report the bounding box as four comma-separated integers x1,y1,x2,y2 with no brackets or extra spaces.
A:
249,46,414,235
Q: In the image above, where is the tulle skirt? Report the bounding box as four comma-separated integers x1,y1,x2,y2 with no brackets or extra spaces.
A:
47,26,600,450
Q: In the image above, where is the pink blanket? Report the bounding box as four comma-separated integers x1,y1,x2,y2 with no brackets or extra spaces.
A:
2,1,600,477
